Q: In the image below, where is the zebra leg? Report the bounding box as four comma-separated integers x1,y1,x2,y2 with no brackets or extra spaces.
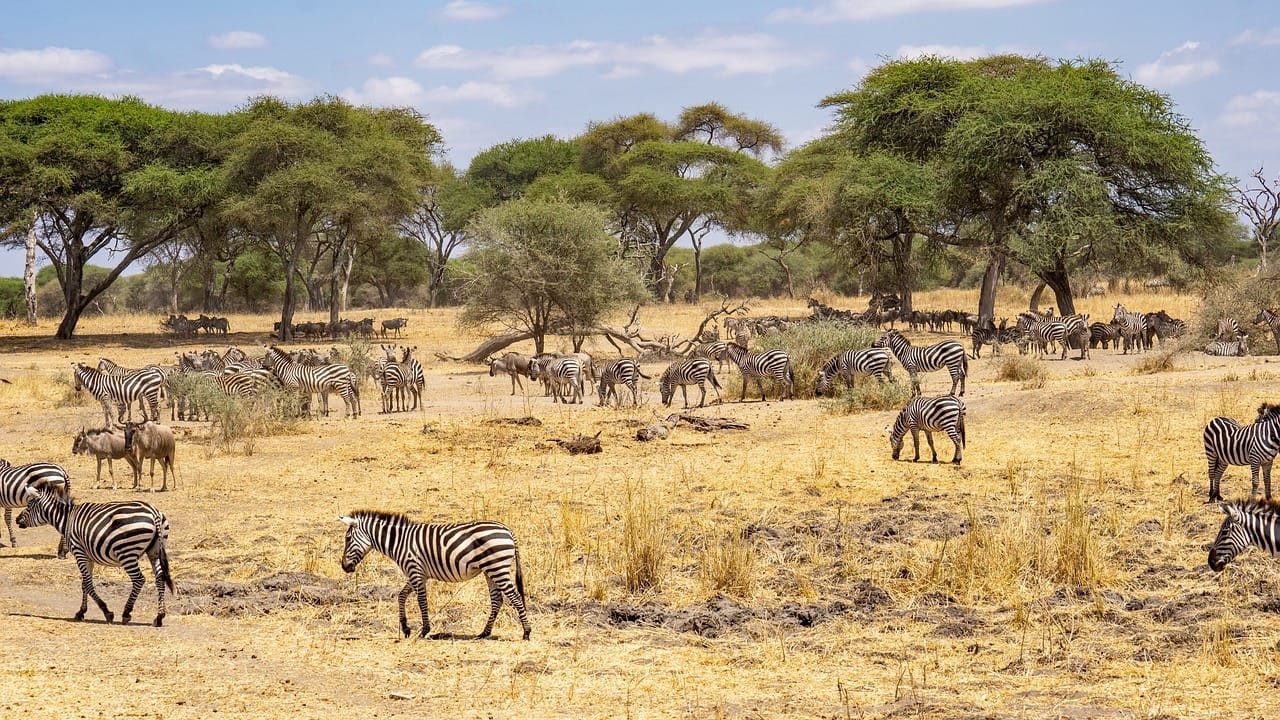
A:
1251,463,1262,499
1207,459,1225,502
396,581,417,637
75,556,113,623
924,430,939,463
1265,461,1275,500
478,576,503,639
120,559,146,625
910,429,921,462
948,429,963,464
3,507,14,547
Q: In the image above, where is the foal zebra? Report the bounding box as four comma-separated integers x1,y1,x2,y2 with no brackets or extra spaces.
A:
1254,308,1280,355
720,342,794,402
1,460,70,549
872,329,967,396
1209,499,1280,571
596,359,649,407
262,346,360,418
73,362,162,426
658,358,722,408
1111,304,1148,354
814,348,893,397
17,479,173,626
339,511,531,640
888,396,966,464
1203,403,1280,502
1204,336,1249,357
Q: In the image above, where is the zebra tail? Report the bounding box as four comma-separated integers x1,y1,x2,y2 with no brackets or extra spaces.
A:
959,410,967,448
514,546,526,600
637,368,652,379
151,536,176,593
708,371,722,390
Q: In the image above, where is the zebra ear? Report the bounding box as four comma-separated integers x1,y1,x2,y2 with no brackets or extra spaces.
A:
339,516,357,526
1222,503,1243,521
24,486,39,499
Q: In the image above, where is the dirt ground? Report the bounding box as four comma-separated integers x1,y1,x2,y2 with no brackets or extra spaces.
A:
1,291,1279,719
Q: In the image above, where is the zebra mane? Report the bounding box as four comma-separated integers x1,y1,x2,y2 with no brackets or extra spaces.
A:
351,509,415,526
1258,403,1280,423
31,477,70,501
1226,497,1280,518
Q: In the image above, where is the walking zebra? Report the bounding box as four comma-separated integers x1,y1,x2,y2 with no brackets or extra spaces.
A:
1,460,70,549
339,511,531,640
1203,403,1280,502
1209,499,1280,571
528,356,583,404
658,358,722,408
596,358,649,407
720,342,793,402
17,479,173,626
262,346,360,418
98,358,169,419
1254,308,1280,355
888,396,966,464
872,329,967,396
814,348,893,397
1204,335,1249,357
1111,304,1148,354
73,362,163,426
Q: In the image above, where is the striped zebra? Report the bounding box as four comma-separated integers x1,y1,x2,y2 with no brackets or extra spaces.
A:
1254,308,1280,355
262,346,360,419
1147,310,1186,346
814,348,893,397
720,342,794,402
1111,304,1148,354
528,356,583,404
1216,316,1242,341
377,345,409,413
98,358,170,419
658,358,722,408
691,341,730,372
1,460,70,550
1209,499,1280,571
73,362,163,426
1204,335,1249,357
596,358,649,407
17,479,173,626
872,329,968,396
1088,321,1123,350
339,511,531,640
1203,403,1280,502
401,346,425,411
889,396,966,464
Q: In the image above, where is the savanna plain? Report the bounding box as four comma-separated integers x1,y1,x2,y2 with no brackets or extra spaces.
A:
1,288,1278,720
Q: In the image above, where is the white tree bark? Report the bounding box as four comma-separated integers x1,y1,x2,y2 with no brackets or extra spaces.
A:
23,220,38,325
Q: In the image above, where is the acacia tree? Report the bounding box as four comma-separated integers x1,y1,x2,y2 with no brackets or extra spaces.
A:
460,198,646,354
399,163,487,307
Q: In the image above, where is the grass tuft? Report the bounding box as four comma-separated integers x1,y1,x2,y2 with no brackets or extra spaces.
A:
994,356,1048,387
621,482,667,594
756,321,879,399
822,379,915,414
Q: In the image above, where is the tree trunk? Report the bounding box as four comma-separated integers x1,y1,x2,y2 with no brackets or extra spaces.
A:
892,235,914,315
168,262,184,315
692,240,703,302
23,222,38,325
1028,282,1047,313
55,257,84,340
338,247,354,315
976,252,1004,328
1040,266,1076,316
278,244,301,341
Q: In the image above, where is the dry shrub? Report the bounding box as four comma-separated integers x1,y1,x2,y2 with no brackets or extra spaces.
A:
621,483,667,593
994,355,1048,387
698,524,756,598
175,378,302,455
823,379,915,414
756,321,879,399
1133,347,1179,375
1197,267,1280,349
1053,481,1100,587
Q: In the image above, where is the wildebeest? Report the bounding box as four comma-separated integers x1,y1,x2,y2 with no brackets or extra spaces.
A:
72,427,142,490
381,317,408,338
123,421,177,492
488,352,533,395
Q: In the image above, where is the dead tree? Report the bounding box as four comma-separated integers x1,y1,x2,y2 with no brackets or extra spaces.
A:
1231,166,1280,271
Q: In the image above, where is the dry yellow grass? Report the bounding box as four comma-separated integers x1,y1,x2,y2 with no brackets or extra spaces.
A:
0,290,1277,719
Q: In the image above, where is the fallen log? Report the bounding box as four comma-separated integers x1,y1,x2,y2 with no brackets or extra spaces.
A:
672,414,749,432
549,431,603,454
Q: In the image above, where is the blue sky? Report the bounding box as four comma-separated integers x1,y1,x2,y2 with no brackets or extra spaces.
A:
1,0,1277,276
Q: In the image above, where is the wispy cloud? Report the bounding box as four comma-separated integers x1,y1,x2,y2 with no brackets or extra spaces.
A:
415,33,811,79
439,1,510,21
1230,27,1280,46
367,52,396,68
769,0,1045,23
1134,41,1220,87
0,47,111,81
207,31,268,50
342,76,539,108
1220,90,1280,131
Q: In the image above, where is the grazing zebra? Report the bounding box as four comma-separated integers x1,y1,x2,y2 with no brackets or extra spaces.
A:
1111,304,1148,354
339,511,531,640
888,396,966,464
528,356,583,404
262,346,360,419
1209,499,1280,571
1203,403,1280,502
1254,309,1280,355
17,479,173,626
73,363,163,426
658,358,722,408
1147,310,1186,346
1204,335,1249,357
1,460,70,550
720,343,794,402
814,348,893,397
596,359,649,407
872,329,968,396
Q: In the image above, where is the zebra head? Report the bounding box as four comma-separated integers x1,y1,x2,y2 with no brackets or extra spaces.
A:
71,363,86,392
1111,305,1126,323
15,479,68,530
339,516,372,573
1209,503,1253,571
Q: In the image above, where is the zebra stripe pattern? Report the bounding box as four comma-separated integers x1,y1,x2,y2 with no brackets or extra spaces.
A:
1254,308,1280,355
889,396,966,464
339,511,531,640
1203,403,1280,502
98,358,170,419
528,356,583,404
658,358,722,408
1216,316,1242,341
73,362,163,426
0,461,70,548
691,341,730,371
1209,499,1280,571
814,348,893,397
262,346,361,418
872,330,968,396
1111,304,1148,354
1204,336,1249,356
17,479,173,626
721,343,794,402
596,359,648,407
401,347,425,411
1088,322,1123,350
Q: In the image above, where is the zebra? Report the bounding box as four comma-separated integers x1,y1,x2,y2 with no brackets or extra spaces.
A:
401,346,425,411
528,356,583,404
658,358,722,408
73,362,163,426
720,342,793,402
888,396,966,464
377,345,409,413
596,358,649,407
1204,335,1249,357
1209,499,1280,571
1147,310,1186,346
98,358,170,419
1088,321,1123,350
872,329,968,396
814,348,893,397
970,324,999,359
1203,403,1280,502
1,460,70,550
1254,308,1280,355
339,511,531,640
17,479,173,626
1216,316,1242,341
1111,304,1147,354
262,346,360,419
691,341,730,372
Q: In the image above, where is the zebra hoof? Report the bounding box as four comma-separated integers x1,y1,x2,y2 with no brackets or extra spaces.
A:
522,629,531,640
103,611,115,623
73,611,85,622
153,614,165,627
121,614,131,625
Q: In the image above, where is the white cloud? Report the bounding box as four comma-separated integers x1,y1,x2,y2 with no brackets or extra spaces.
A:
1231,27,1280,46
1134,41,1220,87
207,31,268,50
52,64,309,109
895,44,991,61
1220,90,1280,130
440,1,510,21
342,76,539,108
367,52,395,68
769,0,1045,23
415,33,811,79
0,47,111,81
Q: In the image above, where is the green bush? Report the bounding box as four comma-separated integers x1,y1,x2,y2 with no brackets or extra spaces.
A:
169,373,301,455
755,321,880,399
